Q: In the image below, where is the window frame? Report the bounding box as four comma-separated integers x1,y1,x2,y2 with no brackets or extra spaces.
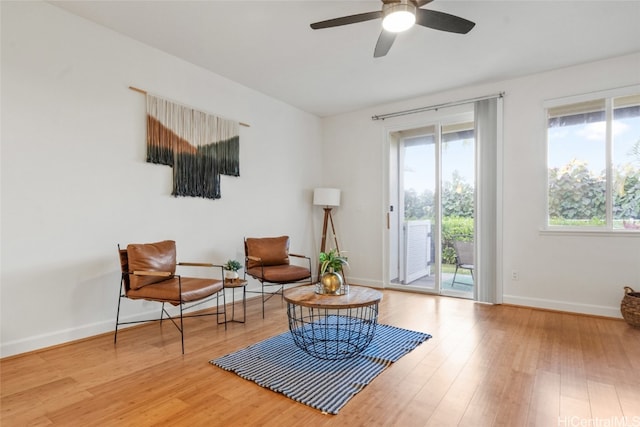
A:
543,84,640,235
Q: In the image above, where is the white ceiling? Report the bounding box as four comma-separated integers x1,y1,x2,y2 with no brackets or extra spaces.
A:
50,1,640,117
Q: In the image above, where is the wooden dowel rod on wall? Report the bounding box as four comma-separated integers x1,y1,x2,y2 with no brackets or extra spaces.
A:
128,86,250,127
129,86,147,95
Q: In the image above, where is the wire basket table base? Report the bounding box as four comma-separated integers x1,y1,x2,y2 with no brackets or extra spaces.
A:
286,304,379,360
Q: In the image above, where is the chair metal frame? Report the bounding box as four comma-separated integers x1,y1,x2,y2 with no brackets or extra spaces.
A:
115,245,227,354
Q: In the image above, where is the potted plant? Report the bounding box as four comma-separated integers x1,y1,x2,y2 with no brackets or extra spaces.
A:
224,259,242,281
319,249,349,294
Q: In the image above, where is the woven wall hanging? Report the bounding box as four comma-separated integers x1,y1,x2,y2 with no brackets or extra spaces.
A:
144,93,240,200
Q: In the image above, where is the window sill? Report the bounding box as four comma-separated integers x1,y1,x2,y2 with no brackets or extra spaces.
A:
540,228,640,237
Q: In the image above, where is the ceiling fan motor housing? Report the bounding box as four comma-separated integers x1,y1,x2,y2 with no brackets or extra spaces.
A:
382,1,417,33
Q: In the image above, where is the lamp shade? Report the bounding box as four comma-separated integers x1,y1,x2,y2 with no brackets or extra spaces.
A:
313,188,341,207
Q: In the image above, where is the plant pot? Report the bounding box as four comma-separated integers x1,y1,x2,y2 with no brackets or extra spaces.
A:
321,272,343,294
225,271,239,280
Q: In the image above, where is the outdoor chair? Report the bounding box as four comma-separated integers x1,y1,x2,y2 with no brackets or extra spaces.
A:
115,240,226,354
452,240,474,287
244,236,312,318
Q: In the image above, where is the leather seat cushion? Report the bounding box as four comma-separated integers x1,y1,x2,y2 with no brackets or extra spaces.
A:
126,277,223,305
247,264,310,283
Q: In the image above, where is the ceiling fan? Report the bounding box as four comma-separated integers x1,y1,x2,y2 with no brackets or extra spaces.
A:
310,0,475,58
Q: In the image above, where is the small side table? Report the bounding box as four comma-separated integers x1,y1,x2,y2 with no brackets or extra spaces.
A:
224,278,248,323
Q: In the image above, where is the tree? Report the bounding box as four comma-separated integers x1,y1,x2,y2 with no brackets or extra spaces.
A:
441,171,474,218
548,159,606,221
404,170,474,220
404,188,434,220
548,157,640,223
614,163,640,219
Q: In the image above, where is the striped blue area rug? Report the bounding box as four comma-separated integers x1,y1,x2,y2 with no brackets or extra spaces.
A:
210,324,431,414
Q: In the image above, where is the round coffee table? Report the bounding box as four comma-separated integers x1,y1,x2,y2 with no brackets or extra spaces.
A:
283,285,383,360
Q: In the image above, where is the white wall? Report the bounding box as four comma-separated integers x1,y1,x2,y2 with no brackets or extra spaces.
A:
322,52,640,318
1,1,322,357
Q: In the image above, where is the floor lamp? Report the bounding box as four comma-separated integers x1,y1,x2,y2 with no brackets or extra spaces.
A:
313,188,341,281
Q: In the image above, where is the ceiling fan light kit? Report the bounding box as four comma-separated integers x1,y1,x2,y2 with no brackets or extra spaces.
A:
310,0,475,58
382,3,416,33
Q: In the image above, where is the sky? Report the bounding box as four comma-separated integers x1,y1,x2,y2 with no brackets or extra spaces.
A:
548,116,640,174
403,137,474,193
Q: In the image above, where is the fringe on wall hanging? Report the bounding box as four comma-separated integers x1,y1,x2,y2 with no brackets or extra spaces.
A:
145,94,240,200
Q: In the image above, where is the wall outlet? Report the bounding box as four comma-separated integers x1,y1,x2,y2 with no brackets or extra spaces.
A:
512,270,519,281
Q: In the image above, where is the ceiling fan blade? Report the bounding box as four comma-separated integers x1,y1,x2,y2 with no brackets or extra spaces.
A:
311,10,383,30
415,0,434,7
415,8,476,34
374,30,397,58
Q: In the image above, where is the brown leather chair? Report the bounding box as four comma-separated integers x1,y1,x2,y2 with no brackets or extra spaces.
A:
115,240,226,353
244,236,312,318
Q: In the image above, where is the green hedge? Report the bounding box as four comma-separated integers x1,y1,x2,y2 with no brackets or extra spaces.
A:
441,216,474,264
548,159,640,221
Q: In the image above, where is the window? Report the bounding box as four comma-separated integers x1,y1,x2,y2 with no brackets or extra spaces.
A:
545,87,640,231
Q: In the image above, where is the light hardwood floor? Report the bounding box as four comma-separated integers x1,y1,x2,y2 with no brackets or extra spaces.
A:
2,289,639,426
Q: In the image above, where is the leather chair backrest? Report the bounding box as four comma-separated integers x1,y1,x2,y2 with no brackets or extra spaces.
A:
245,236,290,270
127,240,177,289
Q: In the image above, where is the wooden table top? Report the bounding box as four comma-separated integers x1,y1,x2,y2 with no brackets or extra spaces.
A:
223,278,248,288
284,285,383,309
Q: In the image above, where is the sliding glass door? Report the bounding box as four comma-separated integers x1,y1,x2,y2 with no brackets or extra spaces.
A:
388,118,475,298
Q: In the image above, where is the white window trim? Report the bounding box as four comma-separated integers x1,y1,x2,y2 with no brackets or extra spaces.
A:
543,85,640,109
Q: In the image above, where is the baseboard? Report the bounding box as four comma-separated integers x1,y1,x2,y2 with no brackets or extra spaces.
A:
346,277,384,289
0,300,222,359
1,317,116,359
502,294,622,319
